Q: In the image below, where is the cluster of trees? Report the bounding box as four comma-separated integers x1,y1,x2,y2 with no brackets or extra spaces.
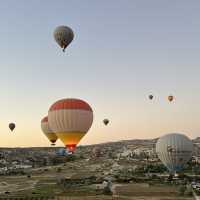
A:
143,164,167,173
145,164,166,173
180,159,200,175
51,154,76,165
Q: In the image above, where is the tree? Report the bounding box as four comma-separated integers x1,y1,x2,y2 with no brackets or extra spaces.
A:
56,167,62,173
178,185,186,196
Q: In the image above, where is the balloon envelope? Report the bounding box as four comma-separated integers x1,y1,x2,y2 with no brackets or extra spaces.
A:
168,95,174,102
48,98,93,152
9,123,15,131
156,133,193,173
41,116,58,145
149,95,154,100
103,119,109,125
53,26,74,52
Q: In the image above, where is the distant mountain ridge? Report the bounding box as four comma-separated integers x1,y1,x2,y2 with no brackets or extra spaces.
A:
0,137,199,150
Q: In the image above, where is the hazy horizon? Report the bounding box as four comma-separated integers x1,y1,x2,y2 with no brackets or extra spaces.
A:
0,0,200,147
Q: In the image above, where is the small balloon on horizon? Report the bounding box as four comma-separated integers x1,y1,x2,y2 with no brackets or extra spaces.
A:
103,119,109,126
148,95,154,100
9,123,15,131
168,95,174,102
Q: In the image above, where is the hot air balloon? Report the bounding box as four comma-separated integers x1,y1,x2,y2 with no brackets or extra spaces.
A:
103,119,109,126
9,123,15,131
48,98,93,153
41,116,58,146
156,133,193,174
149,95,154,100
168,95,174,102
53,26,74,52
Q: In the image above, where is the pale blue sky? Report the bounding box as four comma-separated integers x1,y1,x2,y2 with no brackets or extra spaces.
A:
0,0,200,146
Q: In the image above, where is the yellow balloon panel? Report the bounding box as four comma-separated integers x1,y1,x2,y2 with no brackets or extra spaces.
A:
56,132,86,146
45,132,58,143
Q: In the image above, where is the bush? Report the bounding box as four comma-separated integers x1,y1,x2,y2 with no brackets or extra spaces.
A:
178,185,186,196
144,164,167,173
185,185,193,196
56,167,62,173
103,186,113,195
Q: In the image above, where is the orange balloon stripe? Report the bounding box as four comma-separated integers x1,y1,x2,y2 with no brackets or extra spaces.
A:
49,99,93,111
41,116,48,122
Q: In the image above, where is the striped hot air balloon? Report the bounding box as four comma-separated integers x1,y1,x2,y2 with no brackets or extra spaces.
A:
48,98,93,152
156,133,193,174
41,116,58,146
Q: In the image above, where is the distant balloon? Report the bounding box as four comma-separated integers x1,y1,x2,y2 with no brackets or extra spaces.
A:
9,123,15,131
48,98,93,153
103,119,109,126
41,116,58,146
156,133,193,174
168,95,174,102
53,26,74,52
149,95,154,100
